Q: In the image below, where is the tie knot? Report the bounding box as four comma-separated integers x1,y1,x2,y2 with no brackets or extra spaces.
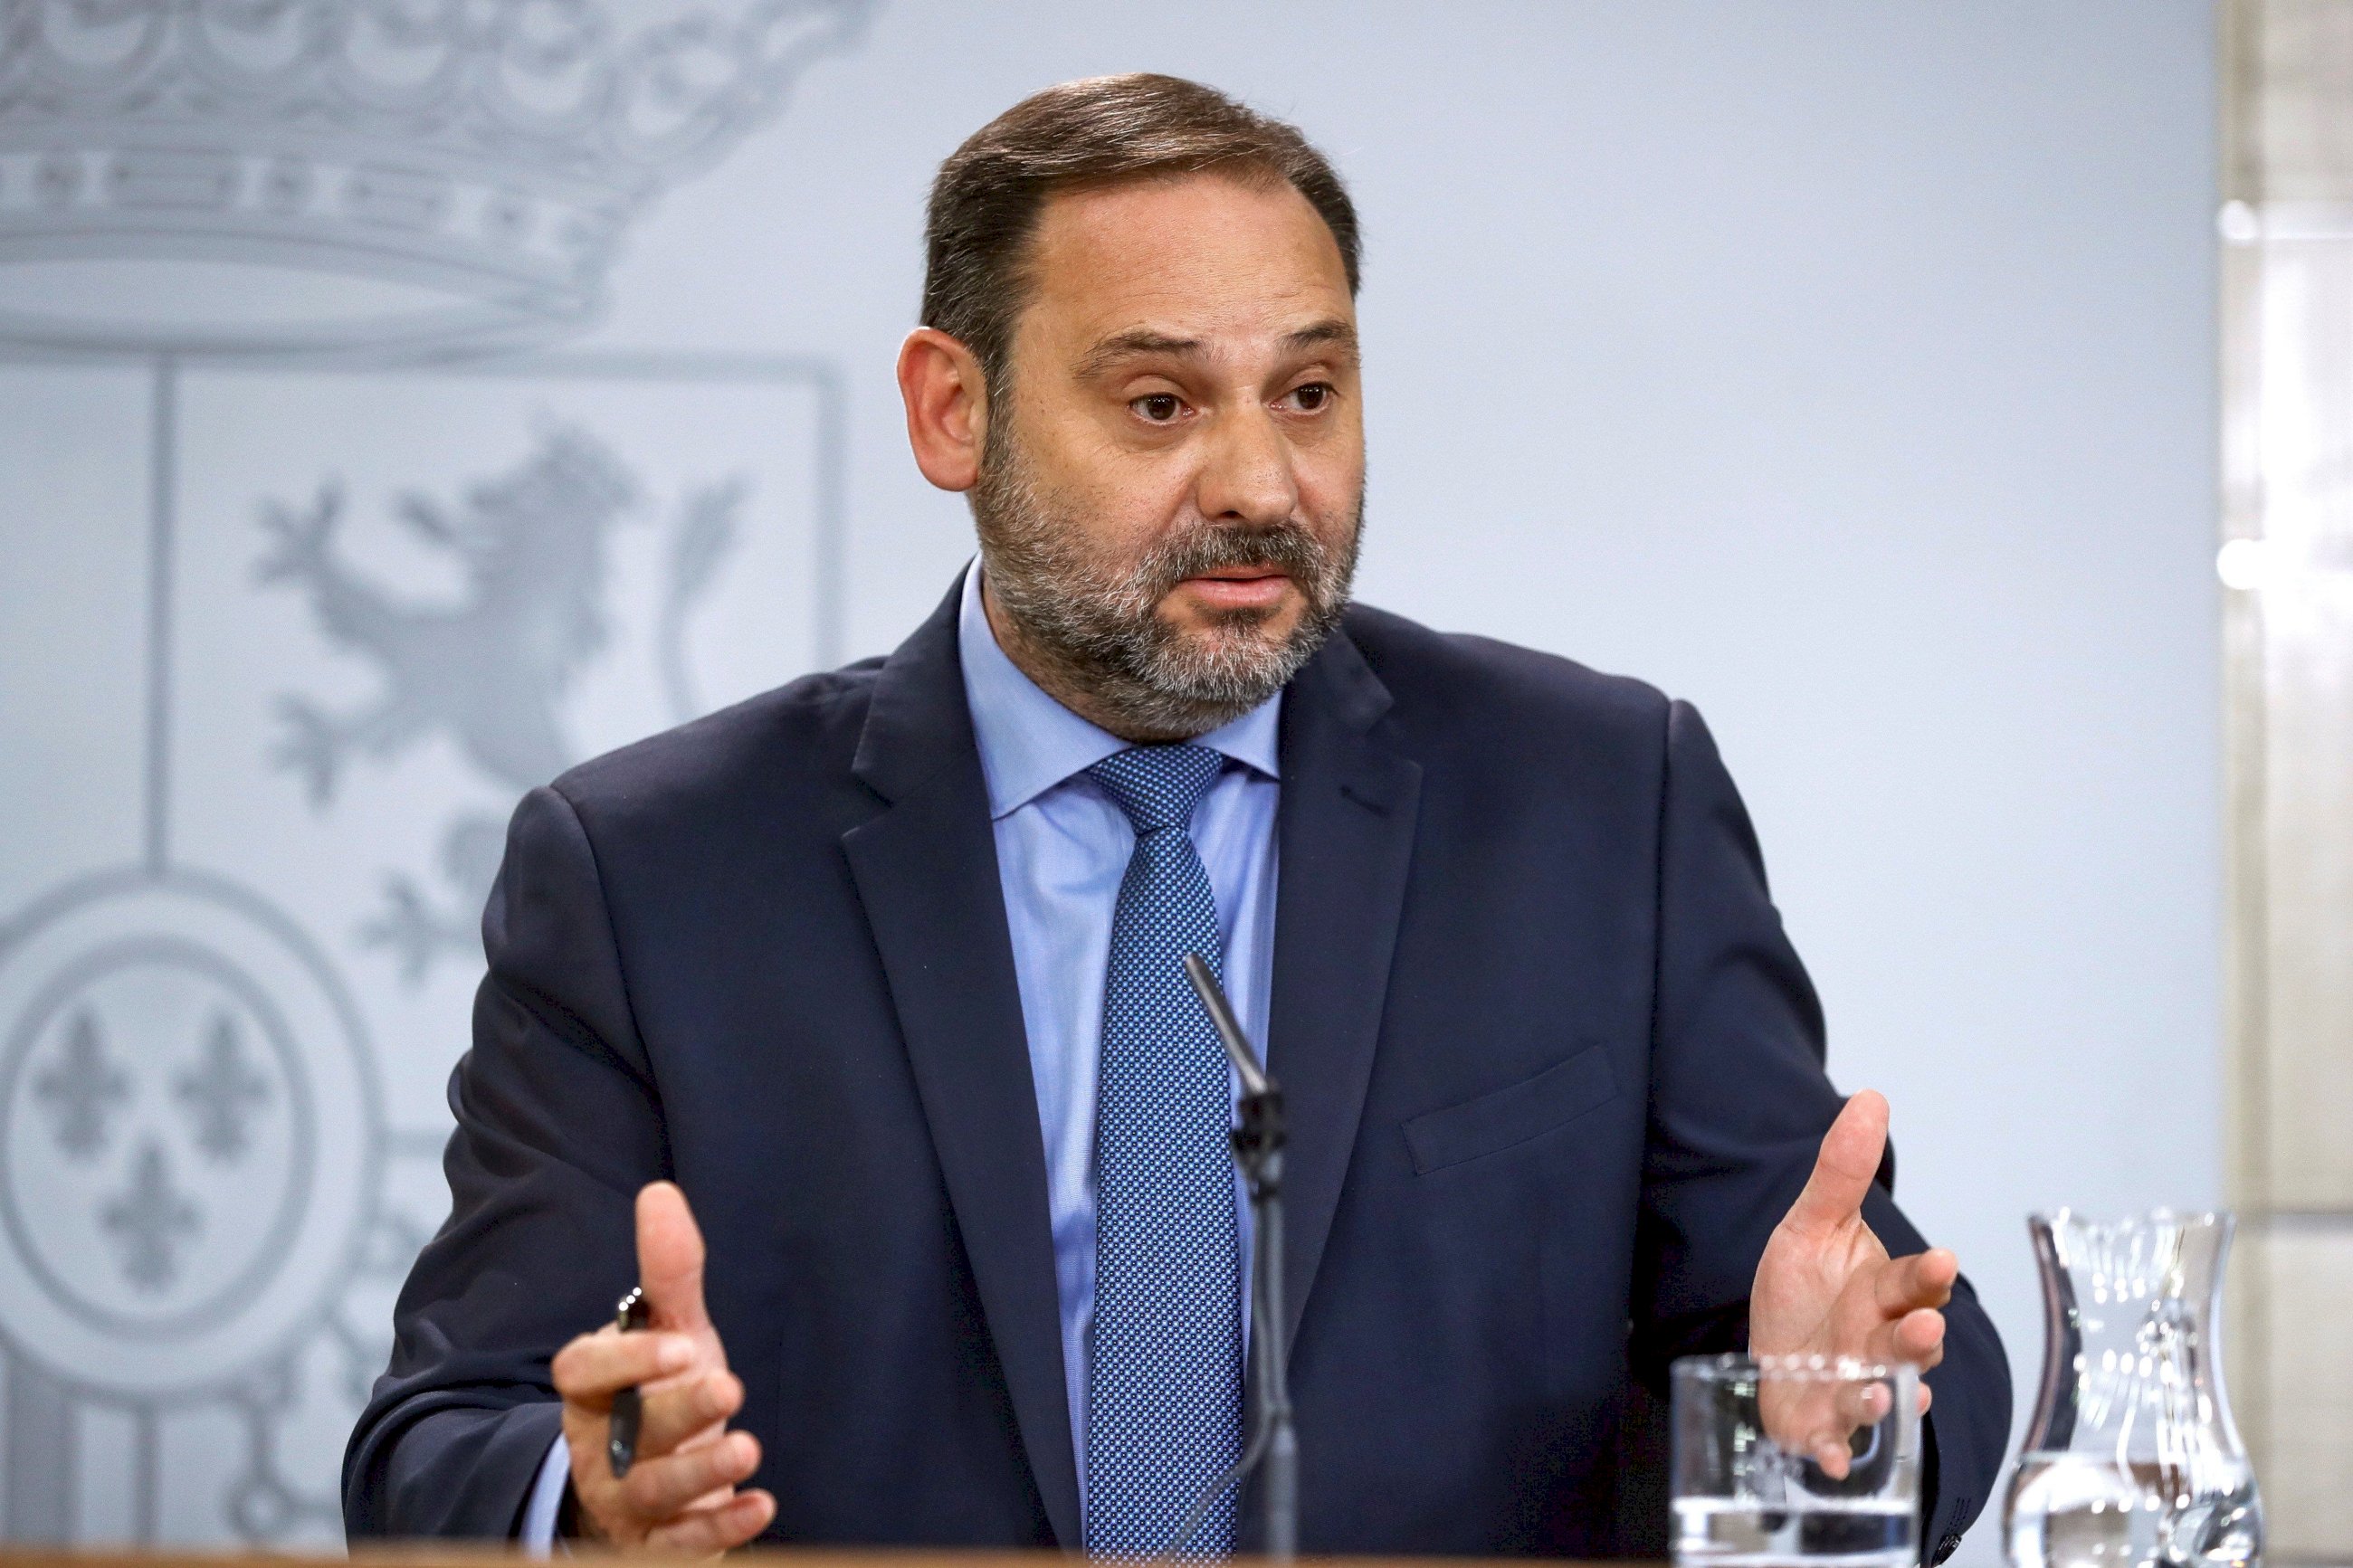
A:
1087,745,1224,835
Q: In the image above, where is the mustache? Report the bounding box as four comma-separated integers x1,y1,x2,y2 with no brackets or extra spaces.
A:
1132,520,1331,596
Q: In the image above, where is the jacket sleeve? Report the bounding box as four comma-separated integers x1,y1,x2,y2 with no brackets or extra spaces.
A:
341,784,667,1537
1630,699,2010,1563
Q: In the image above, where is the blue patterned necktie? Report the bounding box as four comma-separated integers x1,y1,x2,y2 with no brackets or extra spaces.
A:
1083,745,1244,1558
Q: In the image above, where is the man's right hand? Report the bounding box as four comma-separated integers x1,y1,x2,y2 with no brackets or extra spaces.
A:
551,1182,776,1550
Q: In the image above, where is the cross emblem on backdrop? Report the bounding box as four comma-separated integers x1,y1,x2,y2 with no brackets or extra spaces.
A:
13,982,283,1297
33,1010,130,1159
102,1143,202,1292
176,1016,272,1162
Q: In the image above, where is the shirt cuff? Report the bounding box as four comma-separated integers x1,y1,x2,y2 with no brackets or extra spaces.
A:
520,1430,572,1556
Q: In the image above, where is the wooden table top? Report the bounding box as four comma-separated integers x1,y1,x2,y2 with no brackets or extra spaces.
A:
0,1552,1628,1567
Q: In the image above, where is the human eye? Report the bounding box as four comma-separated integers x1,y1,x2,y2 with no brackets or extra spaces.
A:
1130,392,1186,424
1282,381,1335,413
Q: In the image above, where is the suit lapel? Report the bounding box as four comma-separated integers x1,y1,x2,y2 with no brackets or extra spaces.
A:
1267,622,1422,1348
841,580,1081,1547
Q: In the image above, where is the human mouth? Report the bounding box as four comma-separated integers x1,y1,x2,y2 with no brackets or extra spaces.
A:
1177,570,1292,612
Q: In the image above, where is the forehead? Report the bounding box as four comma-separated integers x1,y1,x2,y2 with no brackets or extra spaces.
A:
1019,171,1354,348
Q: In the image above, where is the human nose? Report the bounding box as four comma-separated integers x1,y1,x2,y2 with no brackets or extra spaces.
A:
1195,403,1300,526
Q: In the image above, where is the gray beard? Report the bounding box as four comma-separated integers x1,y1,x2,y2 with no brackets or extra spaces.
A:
970,438,1361,741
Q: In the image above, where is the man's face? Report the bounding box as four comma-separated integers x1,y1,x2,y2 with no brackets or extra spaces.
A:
972,170,1366,739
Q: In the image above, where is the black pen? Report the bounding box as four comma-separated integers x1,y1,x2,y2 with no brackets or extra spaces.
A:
607,1286,650,1478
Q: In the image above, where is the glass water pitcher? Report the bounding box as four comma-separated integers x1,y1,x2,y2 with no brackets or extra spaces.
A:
2004,1210,2262,1568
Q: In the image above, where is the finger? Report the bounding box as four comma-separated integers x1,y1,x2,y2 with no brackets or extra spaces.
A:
1799,1377,1892,1482
638,1181,712,1334
1831,1377,1892,1434
550,1328,696,1402
1918,1382,1935,1415
1872,1250,1958,1317
1862,1306,1947,1369
634,1370,744,1457
1893,1307,1947,1368
1785,1091,1889,1236
623,1428,760,1519
646,1488,776,1554
672,1482,740,1515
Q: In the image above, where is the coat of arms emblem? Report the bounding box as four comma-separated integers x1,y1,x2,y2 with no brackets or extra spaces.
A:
0,0,870,1545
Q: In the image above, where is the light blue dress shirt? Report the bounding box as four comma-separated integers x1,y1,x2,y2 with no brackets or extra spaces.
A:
955,562,1279,1503
522,564,1280,1547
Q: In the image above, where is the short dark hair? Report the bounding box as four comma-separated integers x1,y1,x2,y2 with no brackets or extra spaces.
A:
922,73,1361,400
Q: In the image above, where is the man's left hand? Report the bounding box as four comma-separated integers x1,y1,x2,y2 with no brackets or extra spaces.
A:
1749,1089,1954,1475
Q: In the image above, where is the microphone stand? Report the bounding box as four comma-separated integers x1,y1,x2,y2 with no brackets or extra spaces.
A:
1165,955,1296,1562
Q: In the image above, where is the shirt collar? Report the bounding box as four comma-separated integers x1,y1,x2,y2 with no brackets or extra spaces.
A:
957,559,1282,821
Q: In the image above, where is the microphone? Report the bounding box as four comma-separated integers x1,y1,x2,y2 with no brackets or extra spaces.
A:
1164,954,1297,1563
1189,953,1272,1098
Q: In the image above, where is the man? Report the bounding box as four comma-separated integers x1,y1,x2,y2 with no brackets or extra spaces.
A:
345,74,2008,1558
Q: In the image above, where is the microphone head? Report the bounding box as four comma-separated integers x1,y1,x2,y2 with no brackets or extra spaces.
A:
1183,953,1271,1095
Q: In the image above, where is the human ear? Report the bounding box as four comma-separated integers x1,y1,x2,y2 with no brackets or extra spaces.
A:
897,327,988,493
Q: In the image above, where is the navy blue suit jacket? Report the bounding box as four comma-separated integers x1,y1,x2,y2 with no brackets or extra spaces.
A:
344,580,2008,1555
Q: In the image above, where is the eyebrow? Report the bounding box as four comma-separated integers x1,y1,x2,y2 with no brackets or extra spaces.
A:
1074,329,1202,380
1283,318,1358,359
1073,318,1359,381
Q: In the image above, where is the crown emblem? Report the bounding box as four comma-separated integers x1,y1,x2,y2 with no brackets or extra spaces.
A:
0,0,872,356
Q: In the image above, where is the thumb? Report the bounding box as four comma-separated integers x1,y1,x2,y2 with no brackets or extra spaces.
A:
635,1180,711,1333
1785,1090,1888,1237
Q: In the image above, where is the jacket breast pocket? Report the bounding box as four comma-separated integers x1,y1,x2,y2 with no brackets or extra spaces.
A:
1402,1043,1621,1175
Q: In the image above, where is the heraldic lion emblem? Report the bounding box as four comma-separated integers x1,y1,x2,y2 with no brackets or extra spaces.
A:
256,425,748,981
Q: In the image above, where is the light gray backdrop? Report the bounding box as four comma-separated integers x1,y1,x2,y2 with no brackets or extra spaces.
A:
0,4,2217,1560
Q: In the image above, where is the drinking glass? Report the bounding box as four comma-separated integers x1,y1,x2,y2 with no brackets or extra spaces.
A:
1672,1354,1921,1567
